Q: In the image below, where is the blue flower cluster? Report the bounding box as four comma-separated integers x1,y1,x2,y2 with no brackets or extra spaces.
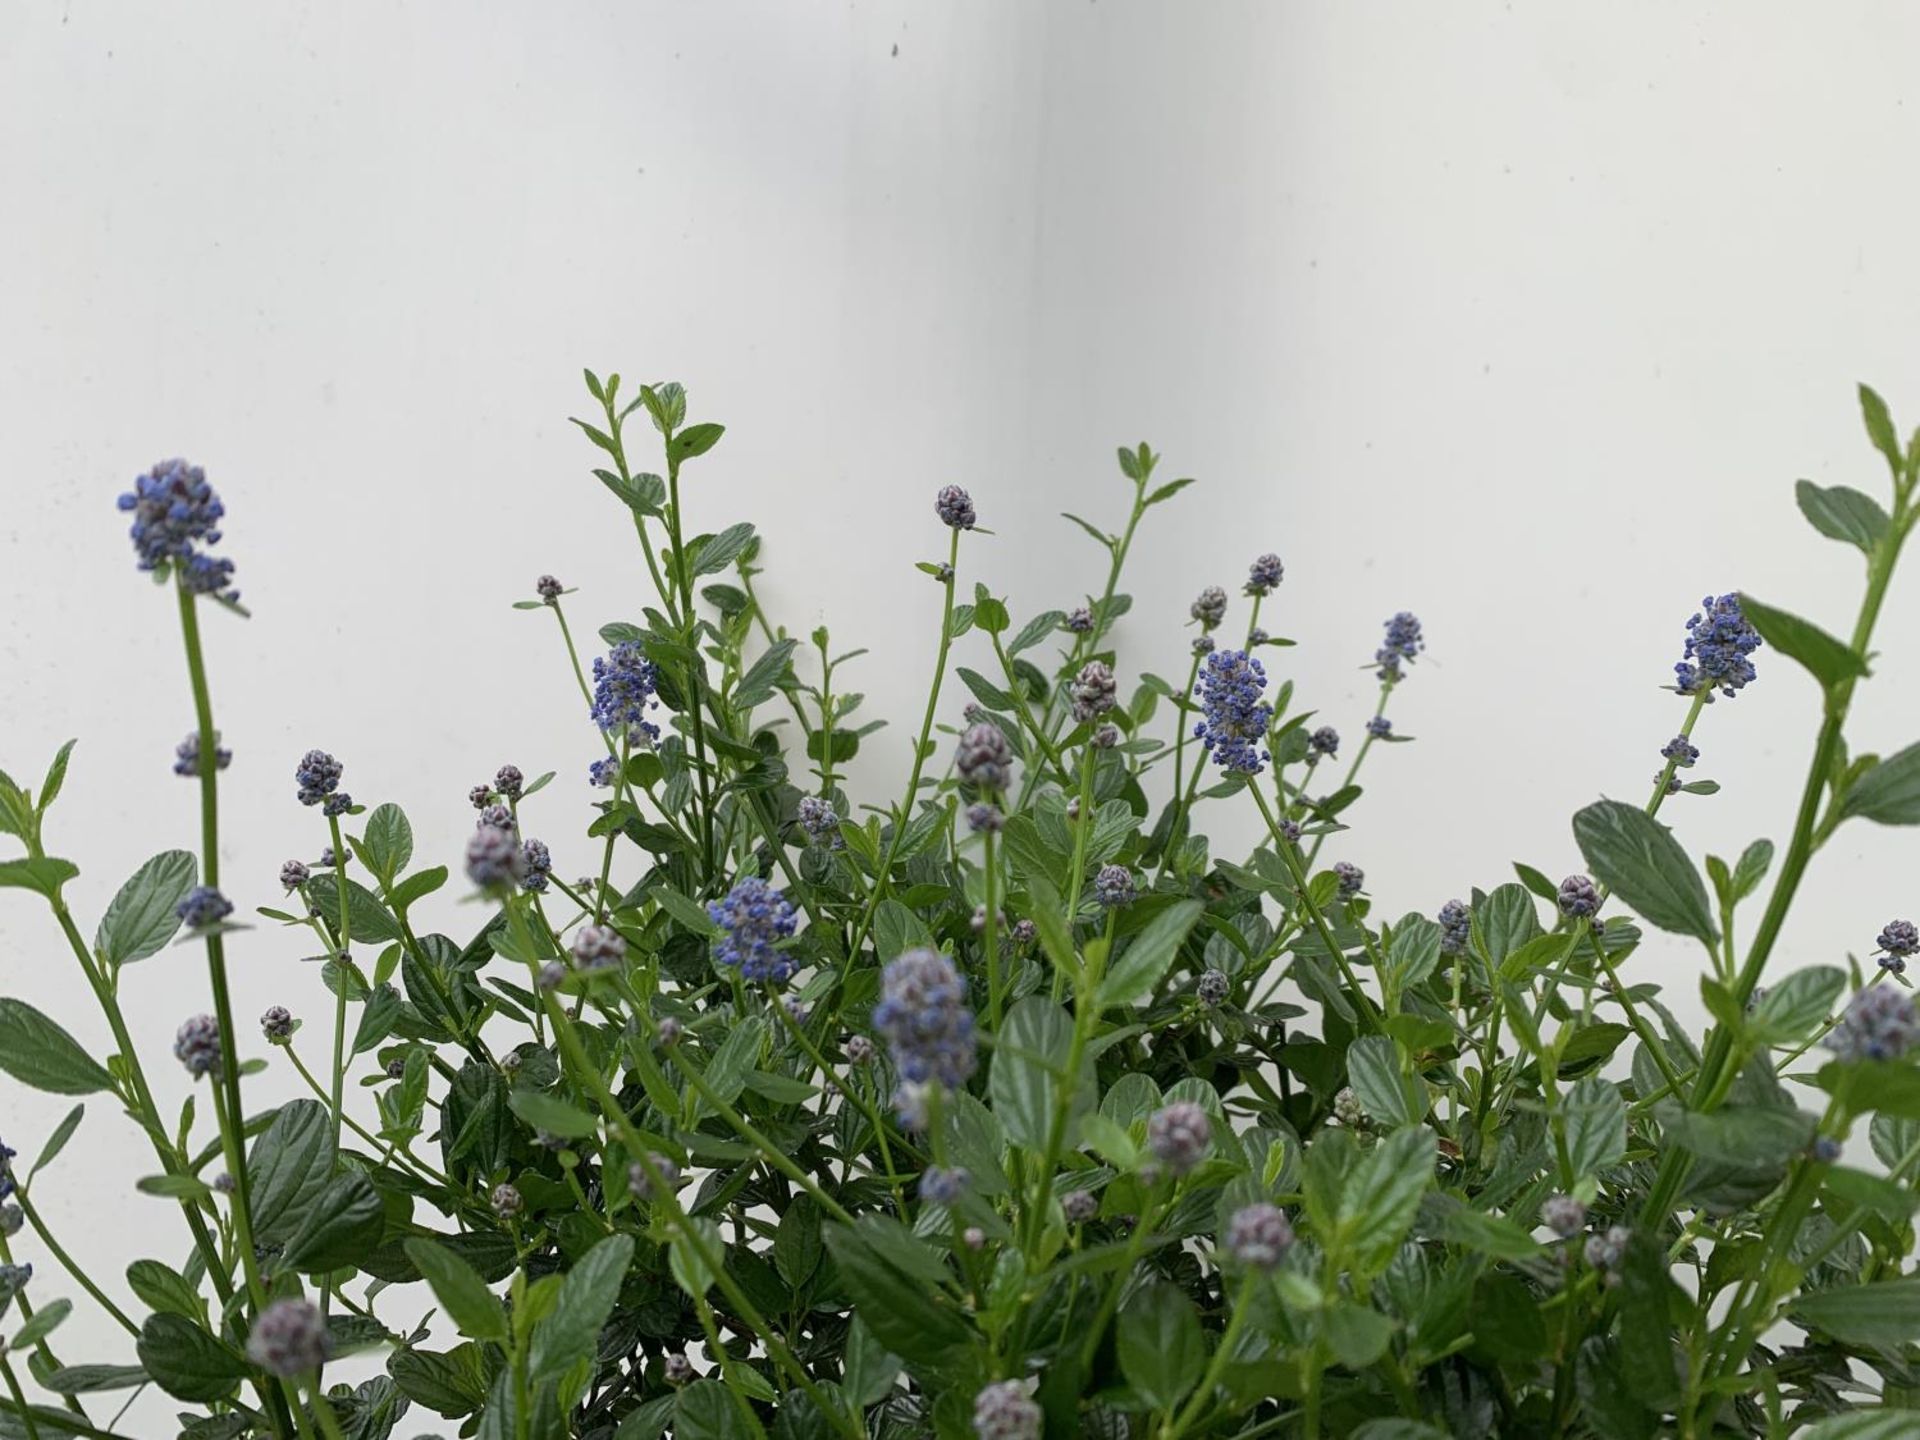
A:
0,1137,14,1203
1376,612,1424,682
1193,649,1271,775
173,1015,223,1079
1558,874,1600,918
1246,552,1284,597
797,795,839,841
1825,985,1918,1062
590,642,662,747
1674,594,1762,698
465,826,524,890
1366,716,1392,740
294,750,343,808
589,755,622,788
708,876,798,984
519,838,551,893
1095,864,1136,908
1308,725,1340,761
116,459,239,602
918,1166,971,1206
173,732,231,778
1877,919,1918,975
955,722,1015,792
873,947,977,1099
177,886,233,929
1438,899,1471,955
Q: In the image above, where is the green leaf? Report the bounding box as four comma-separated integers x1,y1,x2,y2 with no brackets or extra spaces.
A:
508,1089,600,1139
1563,1075,1626,1179
653,886,720,936
1667,1105,1814,1169
1323,1302,1396,1370
735,639,797,711
388,1343,491,1418
1345,1035,1425,1131
1385,914,1443,990
1859,383,1903,478
246,1100,335,1246
136,1314,248,1400
1616,1229,1683,1408
38,1364,149,1395
972,588,1010,635
36,740,76,816
530,1234,633,1383
1572,800,1716,945
303,872,403,944
27,1103,85,1179
1097,899,1203,1008
127,1259,203,1320
839,1315,902,1408
280,1171,384,1273
0,1000,115,1094
672,422,726,461
94,850,197,966
390,865,449,913
405,1239,507,1343
669,1215,723,1300
773,1195,822,1290
0,857,79,899
1737,594,1867,688
1840,740,1920,826
692,522,756,577
674,1380,751,1439
12,1298,70,1349
989,996,1093,1152
1116,1280,1203,1410
362,804,414,886
136,1173,213,1201
1750,965,1846,1044
820,1223,973,1373
1338,1126,1433,1270
1791,1277,1920,1347
1797,1414,1920,1440
1795,479,1890,555
1007,610,1063,655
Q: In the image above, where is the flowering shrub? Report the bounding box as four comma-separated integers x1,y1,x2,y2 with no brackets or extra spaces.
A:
2,375,1920,1440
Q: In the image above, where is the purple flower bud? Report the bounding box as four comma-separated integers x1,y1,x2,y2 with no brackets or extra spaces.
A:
1146,1101,1212,1175
1224,1203,1294,1268
245,1298,331,1378
934,485,977,530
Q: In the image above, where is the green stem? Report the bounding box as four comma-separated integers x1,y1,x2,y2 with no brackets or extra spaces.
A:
983,826,1003,1031
663,447,719,879
1162,1278,1253,1440
1251,786,1380,1029
0,1357,43,1440
306,1381,349,1440
46,904,239,1306
1645,500,1913,1223
324,815,351,1160
11,1189,139,1336
847,527,962,964
664,1046,857,1224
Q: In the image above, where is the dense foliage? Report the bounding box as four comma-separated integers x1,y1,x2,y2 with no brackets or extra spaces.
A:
2,375,1920,1440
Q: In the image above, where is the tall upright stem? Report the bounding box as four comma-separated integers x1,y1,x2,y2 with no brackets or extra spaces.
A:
847,527,962,963
172,585,265,1307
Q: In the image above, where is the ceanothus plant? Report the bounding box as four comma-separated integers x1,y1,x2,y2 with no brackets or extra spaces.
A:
2,376,1920,1440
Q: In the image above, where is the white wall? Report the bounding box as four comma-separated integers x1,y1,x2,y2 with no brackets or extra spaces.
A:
5,2,1920,1428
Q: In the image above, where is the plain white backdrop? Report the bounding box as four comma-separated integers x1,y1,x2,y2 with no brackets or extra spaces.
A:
6,2,1920,1428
